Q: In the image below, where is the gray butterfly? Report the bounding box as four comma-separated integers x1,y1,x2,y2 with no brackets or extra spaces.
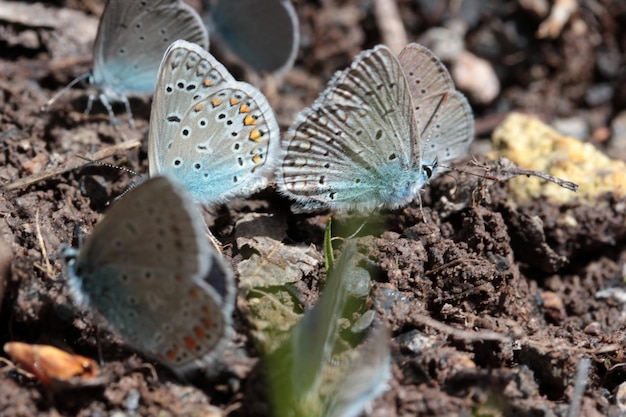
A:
62,176,235,378
208,0,300,74
45,0,208,127
148,39,280,205
278,43,474,213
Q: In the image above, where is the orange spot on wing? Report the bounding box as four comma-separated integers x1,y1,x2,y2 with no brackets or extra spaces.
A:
202,317,213,329
184,336,198,351
230,97,239,106
249,129,262,142
243,114,256,126
166,344,180,361
203,79,213,87
252,154,262,164
194,102,205,112
194,326,206,339
239,104,251,113
211,98,223,107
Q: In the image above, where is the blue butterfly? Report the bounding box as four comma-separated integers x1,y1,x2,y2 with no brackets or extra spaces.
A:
208,0,299,74
44,0,208,127
62,176,235,378
148,40,280,205
278,43,474,212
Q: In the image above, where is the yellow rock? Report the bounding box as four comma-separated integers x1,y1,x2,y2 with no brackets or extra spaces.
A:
490,112,626,203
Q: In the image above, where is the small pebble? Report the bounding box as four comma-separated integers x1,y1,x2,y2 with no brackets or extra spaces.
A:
540,290,566,323
551,116,589,141
585,83,614,107
345,266,371,299
395,329,434,354
583,321,602,336
608,110,626,161
452,51,500,104
418,24,465,62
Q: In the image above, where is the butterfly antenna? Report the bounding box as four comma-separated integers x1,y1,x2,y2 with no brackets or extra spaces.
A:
75,154,140,177
40,72,92,112
75,155,146,205
108,181,144,205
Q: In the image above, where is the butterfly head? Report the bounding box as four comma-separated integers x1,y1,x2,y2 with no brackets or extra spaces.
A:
422,157,439,181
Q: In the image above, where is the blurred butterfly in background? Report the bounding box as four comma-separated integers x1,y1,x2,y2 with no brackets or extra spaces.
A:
278,43,475,213
62,176,235,378
148,40,280,205
205,0,300,75
44,0,209,128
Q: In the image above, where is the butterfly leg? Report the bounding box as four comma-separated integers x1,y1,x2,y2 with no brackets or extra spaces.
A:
97,93,128,128
120,96,135,130
84,94,95,117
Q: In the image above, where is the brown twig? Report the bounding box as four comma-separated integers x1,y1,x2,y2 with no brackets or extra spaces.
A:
410,313,512,344
35,208,55,280
1,139,141,191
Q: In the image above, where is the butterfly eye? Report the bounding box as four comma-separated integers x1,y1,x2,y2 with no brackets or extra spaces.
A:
423,164,434,179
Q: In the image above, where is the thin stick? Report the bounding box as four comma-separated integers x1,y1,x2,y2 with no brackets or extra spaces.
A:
523,339,620,355
410,313,512,344
1,139,141,191
503,165,579,192
468,157,579,192
35,208,54,279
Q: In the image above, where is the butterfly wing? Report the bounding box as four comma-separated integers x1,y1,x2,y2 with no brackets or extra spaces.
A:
150,40,280,205
161,86,280,205
210,0,299,74
279,45,422,212
398,43,474,169
92,0,209,97
67,176,235,376
149,40,235,176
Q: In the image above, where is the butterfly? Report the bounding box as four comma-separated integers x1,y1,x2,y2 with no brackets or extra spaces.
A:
277,43,474,213
208,0,300,74
44,0,209,127
148,39,280,205
62,176,235,378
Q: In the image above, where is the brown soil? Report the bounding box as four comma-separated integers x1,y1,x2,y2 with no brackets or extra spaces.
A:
1,1,625,416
